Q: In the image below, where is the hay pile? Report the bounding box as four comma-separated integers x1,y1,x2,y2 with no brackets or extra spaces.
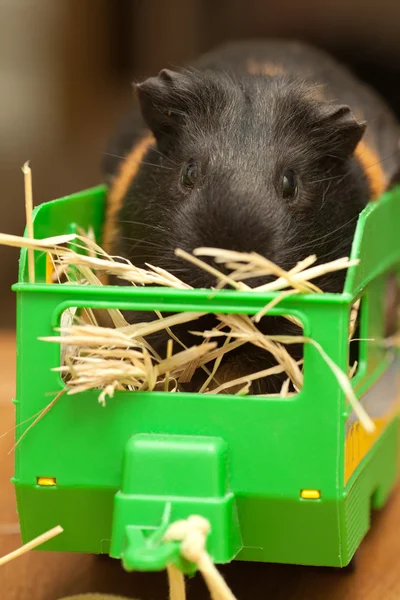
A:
41,236,351,395
0,226,374,431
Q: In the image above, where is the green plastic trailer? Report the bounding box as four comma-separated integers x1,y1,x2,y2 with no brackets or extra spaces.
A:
12,184,400,572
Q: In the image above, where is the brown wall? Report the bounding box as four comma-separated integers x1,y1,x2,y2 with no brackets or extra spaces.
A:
0,0,399,327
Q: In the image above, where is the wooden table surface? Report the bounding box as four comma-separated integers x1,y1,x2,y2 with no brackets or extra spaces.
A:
1,330,400,600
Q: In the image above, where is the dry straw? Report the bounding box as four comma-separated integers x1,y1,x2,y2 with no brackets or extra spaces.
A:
21,161,35,283
0,162,389,595
0,165,382,581
0,525,63,567
164,516,237,600
0,225,376,432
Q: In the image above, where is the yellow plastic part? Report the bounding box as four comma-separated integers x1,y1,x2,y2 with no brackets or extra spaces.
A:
344,403,400,484
37,476,57,486
45,253,54,284
300,489,321,500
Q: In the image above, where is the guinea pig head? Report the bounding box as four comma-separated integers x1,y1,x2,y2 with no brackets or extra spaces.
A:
119,68,368,292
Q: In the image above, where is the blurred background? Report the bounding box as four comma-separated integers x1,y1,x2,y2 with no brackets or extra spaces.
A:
1,0,400,326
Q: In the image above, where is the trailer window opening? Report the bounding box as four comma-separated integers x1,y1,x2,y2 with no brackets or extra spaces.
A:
56,306,304,398
349,297,364,381
384,271,400,339
349,270,400,385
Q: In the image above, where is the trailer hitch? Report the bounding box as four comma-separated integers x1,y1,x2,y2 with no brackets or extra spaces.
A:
121,503,195,573
110,433,242,572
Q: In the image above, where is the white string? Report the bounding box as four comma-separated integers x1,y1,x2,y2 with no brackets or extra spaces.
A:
164,516,238,600
167,564,186,600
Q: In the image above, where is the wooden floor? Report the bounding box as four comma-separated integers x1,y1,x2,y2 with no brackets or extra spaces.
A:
1,330,400,600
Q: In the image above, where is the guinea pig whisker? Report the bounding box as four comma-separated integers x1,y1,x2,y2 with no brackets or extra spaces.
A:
286,214,359,256
102,151,125,160
118,220,170,234
149,147,179,166
319,179,334,211
102,152,175,171
119,237,168,250
357,148,399,170
312,244,351,264
139,161,174,171
309,173,350,185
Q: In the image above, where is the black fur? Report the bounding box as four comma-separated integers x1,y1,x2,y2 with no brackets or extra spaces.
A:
119,70,369,285
103,40,400,393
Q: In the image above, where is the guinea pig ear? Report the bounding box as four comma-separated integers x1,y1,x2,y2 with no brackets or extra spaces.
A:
135,69,188,145
319,104,367,157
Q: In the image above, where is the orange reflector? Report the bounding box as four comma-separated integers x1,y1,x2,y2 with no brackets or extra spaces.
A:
37,477,56,487
45,253,54,283
301,489,321,500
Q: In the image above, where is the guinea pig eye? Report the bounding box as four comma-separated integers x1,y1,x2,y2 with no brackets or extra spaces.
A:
182,160,198,188
281,170,298,200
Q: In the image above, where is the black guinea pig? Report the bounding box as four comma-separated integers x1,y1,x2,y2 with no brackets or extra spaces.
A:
102,39,400,393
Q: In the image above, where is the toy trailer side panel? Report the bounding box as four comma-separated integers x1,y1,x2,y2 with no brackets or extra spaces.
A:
18,185,106,284
342,267,400,563
13,184,400,569
14,281,349,567
340,185,400,563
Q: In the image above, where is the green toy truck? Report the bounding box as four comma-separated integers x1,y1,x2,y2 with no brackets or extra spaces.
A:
12,183,400,571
